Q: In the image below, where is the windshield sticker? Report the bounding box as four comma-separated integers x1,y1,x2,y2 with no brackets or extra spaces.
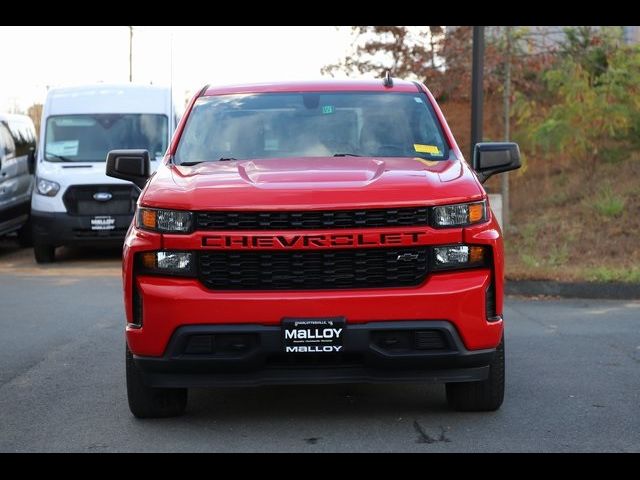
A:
321,105,335,115
414,144,441,155
54,117,95,127
47,140,79,157
413,97,424,103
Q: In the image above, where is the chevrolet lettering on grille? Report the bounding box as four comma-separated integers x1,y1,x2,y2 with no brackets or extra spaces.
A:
202,231,429,249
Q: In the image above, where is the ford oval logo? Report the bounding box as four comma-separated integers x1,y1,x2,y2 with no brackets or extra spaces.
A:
93,192,113,202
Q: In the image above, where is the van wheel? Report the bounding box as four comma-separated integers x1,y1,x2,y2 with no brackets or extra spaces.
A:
446,336,505,412
126,345,187,418
34,244,56,263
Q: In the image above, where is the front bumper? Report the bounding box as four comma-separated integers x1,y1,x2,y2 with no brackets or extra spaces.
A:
31,210,133,247
128,268,502,356
134,321,495,387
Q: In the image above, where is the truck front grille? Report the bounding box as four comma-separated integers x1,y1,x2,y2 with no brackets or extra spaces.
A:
195,207,429,231
63,185,139,216
198,247,429,290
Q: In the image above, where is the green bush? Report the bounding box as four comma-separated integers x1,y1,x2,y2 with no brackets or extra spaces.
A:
594,185,625,217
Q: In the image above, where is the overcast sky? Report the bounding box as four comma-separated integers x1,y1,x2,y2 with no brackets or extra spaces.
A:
0,26,361,113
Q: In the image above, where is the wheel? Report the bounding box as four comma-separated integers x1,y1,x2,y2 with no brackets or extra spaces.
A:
446,336,505,412
126,345,187,418
17,218,33,247
34,243,56,263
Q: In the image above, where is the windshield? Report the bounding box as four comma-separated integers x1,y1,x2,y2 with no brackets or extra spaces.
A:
174,92,450,164
44,114,168,162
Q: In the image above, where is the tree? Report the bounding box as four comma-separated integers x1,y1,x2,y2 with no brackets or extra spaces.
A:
514,29,640,172
322,26,557,101
321,26,444,78
27,103,43,136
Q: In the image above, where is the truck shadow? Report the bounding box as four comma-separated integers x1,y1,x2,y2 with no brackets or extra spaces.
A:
187,383,449,420
53,246,123,263
0,238,122,265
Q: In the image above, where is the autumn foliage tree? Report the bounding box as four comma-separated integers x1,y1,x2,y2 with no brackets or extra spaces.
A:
322,26,557,101
513,27,640,171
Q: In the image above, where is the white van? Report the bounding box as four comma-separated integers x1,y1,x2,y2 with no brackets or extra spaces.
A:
32,84,177,263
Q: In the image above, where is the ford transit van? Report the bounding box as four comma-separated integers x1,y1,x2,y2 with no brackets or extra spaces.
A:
32,84,176,263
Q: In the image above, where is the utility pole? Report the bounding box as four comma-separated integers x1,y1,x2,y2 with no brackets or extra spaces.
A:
502,26,512,229
470,26,485,161
129,26,133,82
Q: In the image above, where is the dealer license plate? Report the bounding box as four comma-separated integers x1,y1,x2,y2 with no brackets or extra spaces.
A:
91,215,116,231
283,317,345,354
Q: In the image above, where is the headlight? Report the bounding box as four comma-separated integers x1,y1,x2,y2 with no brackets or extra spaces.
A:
36,177,61,197
137,208,193,233
432,245,489,271
432,201,486,227
138,251,195,276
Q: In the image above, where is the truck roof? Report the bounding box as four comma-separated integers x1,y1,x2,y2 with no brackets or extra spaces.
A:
204,79,422,96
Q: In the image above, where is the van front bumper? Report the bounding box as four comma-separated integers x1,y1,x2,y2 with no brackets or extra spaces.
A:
31,210,132,247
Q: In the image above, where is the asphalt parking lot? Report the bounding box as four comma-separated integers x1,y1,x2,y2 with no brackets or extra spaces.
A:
0,239,639,452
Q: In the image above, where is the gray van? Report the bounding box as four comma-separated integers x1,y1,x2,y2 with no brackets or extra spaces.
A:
0,114,37,243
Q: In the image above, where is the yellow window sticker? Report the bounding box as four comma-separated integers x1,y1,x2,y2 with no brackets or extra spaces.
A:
414,144,441,155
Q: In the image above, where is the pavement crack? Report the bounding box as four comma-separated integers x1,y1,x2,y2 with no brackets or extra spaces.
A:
304,437,321,445
437,425,452,443
413,421,451,444
508,304,561,332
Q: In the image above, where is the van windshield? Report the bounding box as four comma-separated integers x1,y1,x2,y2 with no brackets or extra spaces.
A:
174,92,450,164
44,114,168,162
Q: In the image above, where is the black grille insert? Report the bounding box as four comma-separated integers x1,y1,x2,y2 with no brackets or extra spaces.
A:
196,207,429,231
198,248,429,290
63,185,139,216
414,330,449,350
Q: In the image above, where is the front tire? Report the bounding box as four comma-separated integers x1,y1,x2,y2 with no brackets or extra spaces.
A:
34,243,55,263
126,345,187,418
446,336,505,412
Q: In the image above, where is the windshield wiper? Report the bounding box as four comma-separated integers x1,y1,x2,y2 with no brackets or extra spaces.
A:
333,153,361,157
45,152,74,162
179,157,238,166
179,161,207,166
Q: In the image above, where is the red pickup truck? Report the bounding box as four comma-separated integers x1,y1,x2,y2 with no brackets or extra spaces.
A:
106,78,520,418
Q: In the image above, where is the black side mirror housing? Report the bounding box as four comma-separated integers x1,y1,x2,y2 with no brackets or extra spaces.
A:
105,150,150,189
472,142,521,183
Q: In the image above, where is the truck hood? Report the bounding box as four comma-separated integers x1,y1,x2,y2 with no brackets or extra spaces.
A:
141,157,484,210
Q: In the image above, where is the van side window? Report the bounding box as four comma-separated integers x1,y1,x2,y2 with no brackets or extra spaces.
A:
0,123,16,157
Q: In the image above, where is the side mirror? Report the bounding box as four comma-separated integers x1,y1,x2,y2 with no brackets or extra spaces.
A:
105,149,150,189
472,142,521,183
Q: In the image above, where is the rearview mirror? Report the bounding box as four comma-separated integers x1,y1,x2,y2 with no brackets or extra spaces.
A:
105,150,150,189
472,142,521,183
